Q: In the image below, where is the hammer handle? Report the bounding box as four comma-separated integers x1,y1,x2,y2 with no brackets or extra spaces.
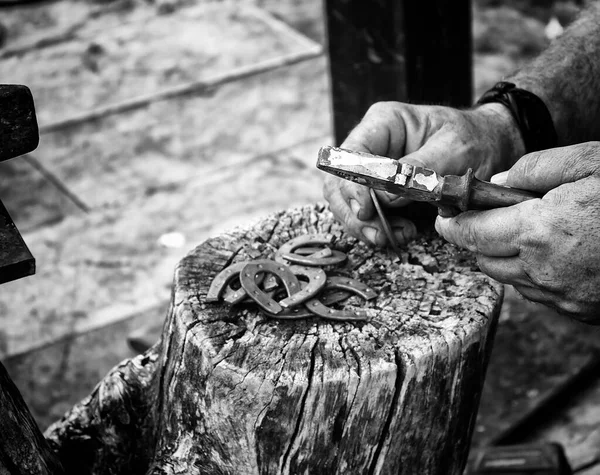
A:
470,178,541,210
0,85,39,161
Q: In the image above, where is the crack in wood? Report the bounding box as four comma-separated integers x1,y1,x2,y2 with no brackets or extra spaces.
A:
369,351,405,475
281,337,318,473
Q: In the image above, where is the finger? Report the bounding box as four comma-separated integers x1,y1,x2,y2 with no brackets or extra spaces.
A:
374,189,412,208
513,285,555,307
358,219,389,247
388,215,418,245
434,206,526,257
324,178,388,246
339,180,375,221
341,102,407,158
506,143,600,193
400,130,480,176
476,255,531,287
515,285,595,322
324,175,375,221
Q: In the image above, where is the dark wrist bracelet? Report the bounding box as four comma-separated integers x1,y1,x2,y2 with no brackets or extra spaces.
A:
476,81,557,154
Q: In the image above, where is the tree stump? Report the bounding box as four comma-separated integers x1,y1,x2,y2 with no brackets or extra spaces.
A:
44,204,502,474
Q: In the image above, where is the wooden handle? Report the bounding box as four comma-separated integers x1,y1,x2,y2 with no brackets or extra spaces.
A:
0,84,39,161
470,178,541,210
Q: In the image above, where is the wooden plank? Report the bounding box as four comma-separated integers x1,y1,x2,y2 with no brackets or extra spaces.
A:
0,158,82,232
325,0,472,142
35,56,329,209
0,4,319,125
257,0,326,43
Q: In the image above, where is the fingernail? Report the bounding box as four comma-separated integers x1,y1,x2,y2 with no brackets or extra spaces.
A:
349,199,361,216
362,226,378,244
490,171,509,185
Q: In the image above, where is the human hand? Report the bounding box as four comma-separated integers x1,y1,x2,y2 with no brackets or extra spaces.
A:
435,142,600,323
323,101,525,247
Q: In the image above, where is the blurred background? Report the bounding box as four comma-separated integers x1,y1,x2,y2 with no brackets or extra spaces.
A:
1,0,598,461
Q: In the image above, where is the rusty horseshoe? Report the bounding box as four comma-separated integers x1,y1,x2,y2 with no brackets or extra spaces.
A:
275,234,346,267
304,276,377,321
207,261,264,303
264,290,353,320
240,261,300,314
279,265,327,309
293,247,333,257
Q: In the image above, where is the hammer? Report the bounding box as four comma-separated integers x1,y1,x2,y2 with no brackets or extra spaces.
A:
0,84,39,285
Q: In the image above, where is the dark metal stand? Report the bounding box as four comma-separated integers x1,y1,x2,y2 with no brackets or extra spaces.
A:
324,0,472,143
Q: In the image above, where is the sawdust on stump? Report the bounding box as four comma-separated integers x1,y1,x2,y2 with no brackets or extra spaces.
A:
44,204,502,475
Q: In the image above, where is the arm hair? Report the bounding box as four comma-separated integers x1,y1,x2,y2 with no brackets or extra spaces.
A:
511,3,600,145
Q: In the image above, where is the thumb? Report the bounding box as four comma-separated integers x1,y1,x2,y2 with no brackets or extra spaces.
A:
498,143,600,194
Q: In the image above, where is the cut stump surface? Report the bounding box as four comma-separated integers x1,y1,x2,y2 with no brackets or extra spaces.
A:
45,204,502,475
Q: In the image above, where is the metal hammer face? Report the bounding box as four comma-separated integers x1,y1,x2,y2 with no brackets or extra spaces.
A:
0,84,39,285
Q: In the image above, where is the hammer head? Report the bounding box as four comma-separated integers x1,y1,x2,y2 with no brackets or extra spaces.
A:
316,146,443,203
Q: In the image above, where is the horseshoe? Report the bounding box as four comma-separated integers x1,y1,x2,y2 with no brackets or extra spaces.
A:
226,287,277,305
206,261,264,303
263,262,327,293
294,247,333,257
222,272,265,305
264,290,352,320
275,234,346,266
240,261,300,314
304,276,377,321
279,265,327,309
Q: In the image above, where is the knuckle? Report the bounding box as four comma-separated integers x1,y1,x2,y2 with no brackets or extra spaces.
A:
453,214,480,252
367,101,395,115
475,255,500,281
522,266,559,293
571,141,600,175
463,224,480,253
340,204,356,229
514,151,543,179
516,203,547,249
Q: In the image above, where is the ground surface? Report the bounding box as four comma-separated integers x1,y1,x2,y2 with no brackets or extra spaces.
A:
1,0,600,472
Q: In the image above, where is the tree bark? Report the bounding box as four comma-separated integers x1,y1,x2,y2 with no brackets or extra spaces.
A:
44,204,502,474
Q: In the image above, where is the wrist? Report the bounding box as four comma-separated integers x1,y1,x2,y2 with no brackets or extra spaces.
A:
471,103,526,175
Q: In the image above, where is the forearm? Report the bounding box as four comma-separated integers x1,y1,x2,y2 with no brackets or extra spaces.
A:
510,3,600,145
